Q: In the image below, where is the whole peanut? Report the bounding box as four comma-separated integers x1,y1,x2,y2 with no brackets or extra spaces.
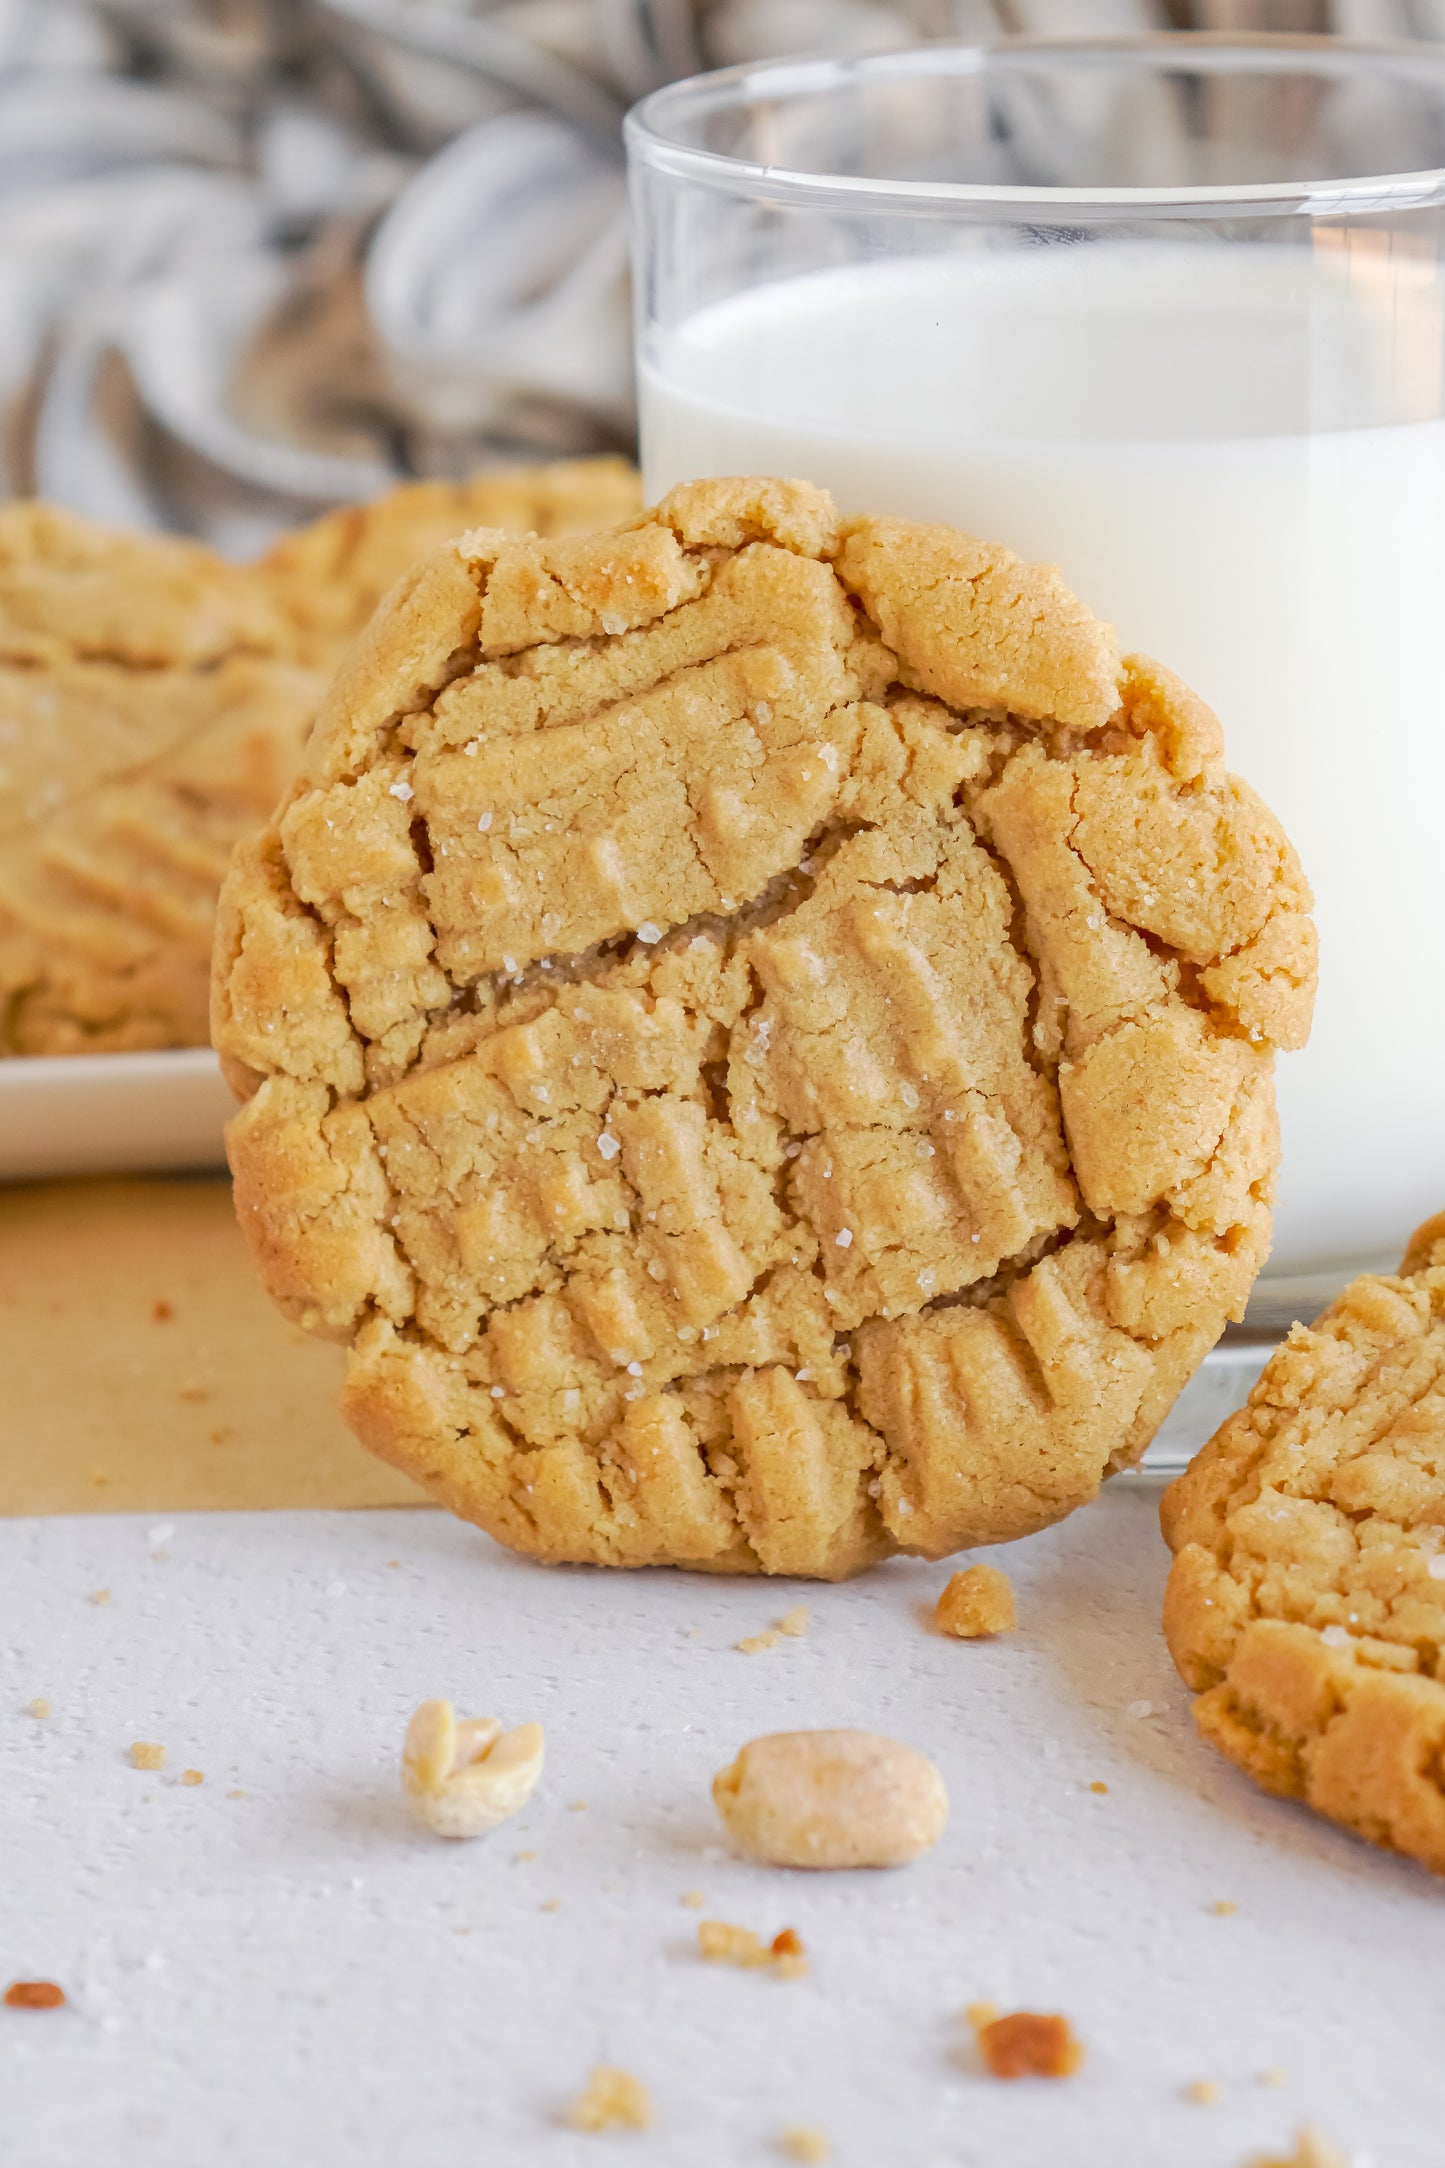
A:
713,1729,947,1868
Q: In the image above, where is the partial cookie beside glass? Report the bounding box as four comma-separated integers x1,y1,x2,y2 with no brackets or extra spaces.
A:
214,476,1315,1577
1162,1211,1445,1879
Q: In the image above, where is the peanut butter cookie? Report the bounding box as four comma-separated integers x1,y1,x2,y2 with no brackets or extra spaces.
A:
0,502,323,1055
1162,1213,1445,1878
259,457,641,668
214,477,1314,1576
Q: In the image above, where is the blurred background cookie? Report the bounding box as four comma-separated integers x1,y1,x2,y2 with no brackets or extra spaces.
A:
1162,1212,1445,1879
215,477,1315,1577
0,464,640,1056
259,454,642,665
0,500,322,1054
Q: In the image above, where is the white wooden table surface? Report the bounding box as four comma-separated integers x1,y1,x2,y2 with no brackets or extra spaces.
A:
2,1484,1437,2168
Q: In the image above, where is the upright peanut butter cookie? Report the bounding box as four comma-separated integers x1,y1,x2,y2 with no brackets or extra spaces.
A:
0,503,324,1055
1162,1214,1445,1877
259,457,642,668
214,478,1315,1577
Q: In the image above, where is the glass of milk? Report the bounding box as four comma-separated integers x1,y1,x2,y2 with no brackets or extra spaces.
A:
627,34,1445,1382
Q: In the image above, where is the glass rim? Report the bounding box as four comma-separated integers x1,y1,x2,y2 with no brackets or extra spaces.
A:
625,32,1445,218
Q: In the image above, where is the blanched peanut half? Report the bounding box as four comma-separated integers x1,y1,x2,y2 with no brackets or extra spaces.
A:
402,1699,545,1839
713,1729,947,1869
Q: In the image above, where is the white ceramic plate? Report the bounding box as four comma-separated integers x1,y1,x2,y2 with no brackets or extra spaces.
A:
0,1048,233,1182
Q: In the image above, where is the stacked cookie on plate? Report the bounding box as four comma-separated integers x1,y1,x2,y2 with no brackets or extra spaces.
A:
0,459,640,1056
0,505,320,1055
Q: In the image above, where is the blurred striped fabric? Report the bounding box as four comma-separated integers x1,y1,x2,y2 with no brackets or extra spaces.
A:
0,0,1438,545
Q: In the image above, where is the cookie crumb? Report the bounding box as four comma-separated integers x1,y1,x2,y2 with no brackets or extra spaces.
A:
779,2129,829,2163
4,1981,65,2011
680,1890,706,1909
970,2007,1085,2080
180,1769,204,1788
771,1927,808,1980
1211,1900,1239,1917
697,1919,808,1978
566,2065,653,2132
26,1697,50,1720
129,1742,165,1771
1260,2068,1288,2089
1186,2079,1221,2106
568,1799,588,1812
1088,1780,1108,1795
227,1789,246,1800
936,1563,1017,1638
737,1607,810,1654
541,1898,561,1913
1250,2128,1351,2168
90,1588,111,1606
698,1919,767,1968
513,1849,537,1864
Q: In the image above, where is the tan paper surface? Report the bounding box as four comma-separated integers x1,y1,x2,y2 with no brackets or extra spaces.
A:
0,1177,426,1514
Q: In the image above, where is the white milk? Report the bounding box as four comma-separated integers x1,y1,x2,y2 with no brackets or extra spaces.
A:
640,245,1445,1278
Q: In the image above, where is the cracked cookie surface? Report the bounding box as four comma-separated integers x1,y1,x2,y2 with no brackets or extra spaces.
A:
0,502,324,1055
214,476,1315,1576
1162,1214,1445,1877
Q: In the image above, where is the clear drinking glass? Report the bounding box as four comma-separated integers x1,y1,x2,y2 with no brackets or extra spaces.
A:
627,34,1445,1457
